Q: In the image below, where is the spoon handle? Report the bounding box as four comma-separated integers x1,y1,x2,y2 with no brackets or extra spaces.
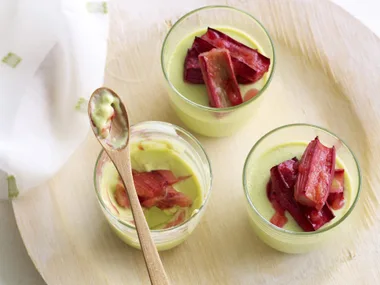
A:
109,147,170,285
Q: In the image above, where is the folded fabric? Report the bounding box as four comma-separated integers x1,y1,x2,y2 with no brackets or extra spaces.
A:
0,0,109,199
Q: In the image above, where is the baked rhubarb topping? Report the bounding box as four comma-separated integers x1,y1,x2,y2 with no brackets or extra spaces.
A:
199,49,242,108
295,137,336,210
184,27,271,108
327,169,345,210
114,169,192,210
266,137,345,232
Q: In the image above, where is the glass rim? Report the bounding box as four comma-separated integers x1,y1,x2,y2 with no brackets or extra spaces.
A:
160,5,276,113
242,123,362,236
93,120,213,233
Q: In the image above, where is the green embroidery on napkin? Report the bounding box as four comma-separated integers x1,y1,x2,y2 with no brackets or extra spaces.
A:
86,2,108,14
2,52,22,68
7,175,19,199
75,97,88,112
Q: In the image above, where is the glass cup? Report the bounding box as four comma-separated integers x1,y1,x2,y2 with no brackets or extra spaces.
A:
94,121,212,251
243,124,361,254
161,5,275,137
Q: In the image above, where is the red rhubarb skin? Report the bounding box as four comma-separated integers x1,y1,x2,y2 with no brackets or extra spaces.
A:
114,169,192,210
266,181,288,228
294,137,336,210
184,28,271,85
201,28,271,83
141,186,192,209
198,48,243,108
184,36,255,85
267,158,335,231
269,162,315,232
328,169,345,210
302,204,335,231
154,170,192,186
184,48,204,84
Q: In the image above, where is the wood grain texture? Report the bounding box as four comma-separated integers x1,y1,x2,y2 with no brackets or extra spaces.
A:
13,0,380,284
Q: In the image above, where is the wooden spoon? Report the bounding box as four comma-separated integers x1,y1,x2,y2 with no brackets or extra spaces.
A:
88,87,170,285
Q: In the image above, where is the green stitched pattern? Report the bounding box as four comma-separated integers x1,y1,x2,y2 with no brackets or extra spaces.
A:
86,2,108,14
2,52,22,68
75,97,88,112
7,175,19,199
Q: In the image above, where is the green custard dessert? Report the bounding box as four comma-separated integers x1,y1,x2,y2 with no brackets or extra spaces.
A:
245,134,357,254
168,27,269,107
163,24,273,137
100,140,202,230
249,141,352,232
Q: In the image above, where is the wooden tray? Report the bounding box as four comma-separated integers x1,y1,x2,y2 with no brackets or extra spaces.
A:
13,0,380,284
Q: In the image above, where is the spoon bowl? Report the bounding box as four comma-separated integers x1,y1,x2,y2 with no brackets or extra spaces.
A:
88,87,170,285
88,87,130,150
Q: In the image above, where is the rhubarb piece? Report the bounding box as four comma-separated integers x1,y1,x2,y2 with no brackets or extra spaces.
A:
330,169,344,193
270,211,288,228
114,181,130,208
295,137,336,210
236,76,252,84
113,170,193,211
184,37,252,85
269,160,315,232
302,204,335,230
199,49,243,108
132,170,167,199
267,159,299,228
193,36,215,54
155,170,191,185
141,186,192,209
184,33,269,84
201,28,271,83
278,158,299,188
122,169,194,210
267,181,288,228
184,37,215,84
155,170,178,185
184,48,204,84
268,158,334,231
328,192,345,210
328,169,345,210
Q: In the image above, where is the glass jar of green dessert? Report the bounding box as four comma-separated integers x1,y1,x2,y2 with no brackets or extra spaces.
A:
243,124,361,253
94,121,212,251
161,6,275,137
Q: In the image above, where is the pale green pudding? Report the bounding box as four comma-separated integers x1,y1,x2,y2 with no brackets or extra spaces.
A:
243,125,361,255
249,142,353,233
98,138,205,250
162,22,274,137
168,27,268,108
100,140,202,230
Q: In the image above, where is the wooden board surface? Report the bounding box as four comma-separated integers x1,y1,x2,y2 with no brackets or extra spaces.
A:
13,0,380,284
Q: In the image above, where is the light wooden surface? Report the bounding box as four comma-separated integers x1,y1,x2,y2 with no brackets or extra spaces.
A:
13,0,380,284
88,87,169,284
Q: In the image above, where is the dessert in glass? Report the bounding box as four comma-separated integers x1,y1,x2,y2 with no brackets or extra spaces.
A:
243,124,361,253
161,6,275,137
94,121,212,251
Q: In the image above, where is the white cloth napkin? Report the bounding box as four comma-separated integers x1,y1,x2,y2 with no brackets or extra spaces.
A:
0,0,109,199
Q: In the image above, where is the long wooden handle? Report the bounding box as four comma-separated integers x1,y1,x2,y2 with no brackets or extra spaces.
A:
109,146,170,285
